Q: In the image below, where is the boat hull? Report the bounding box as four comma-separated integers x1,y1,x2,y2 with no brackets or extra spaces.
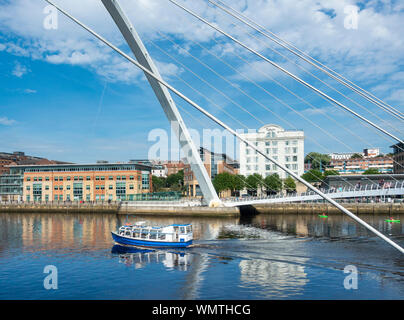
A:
111,231,192,248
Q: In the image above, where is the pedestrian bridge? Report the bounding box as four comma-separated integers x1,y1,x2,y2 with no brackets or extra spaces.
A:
222,182,404,207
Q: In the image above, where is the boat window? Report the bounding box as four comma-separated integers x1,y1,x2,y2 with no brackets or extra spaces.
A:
125,231,131,236
149,232,157,240
180,227,185,234
134,232,140,238
186,226,192,233
141,229,148,239
158,233,166,240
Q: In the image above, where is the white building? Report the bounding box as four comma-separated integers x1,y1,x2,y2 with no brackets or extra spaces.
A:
239,124,304,179
328,152,361,160
151,164,167,178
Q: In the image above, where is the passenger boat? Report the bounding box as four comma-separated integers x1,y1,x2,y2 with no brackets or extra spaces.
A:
111,221,193,248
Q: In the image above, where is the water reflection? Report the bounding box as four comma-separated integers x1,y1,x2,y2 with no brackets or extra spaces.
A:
249,213,404,239
0,212,403,299
111,245,192,271
239,258,309,298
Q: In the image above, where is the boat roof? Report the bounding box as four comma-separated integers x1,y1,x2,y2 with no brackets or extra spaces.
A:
170,224,192,227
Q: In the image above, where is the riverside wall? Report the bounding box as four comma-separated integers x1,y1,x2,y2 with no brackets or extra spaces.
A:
0,202,240,217
252,202,404,215
0,202,403,216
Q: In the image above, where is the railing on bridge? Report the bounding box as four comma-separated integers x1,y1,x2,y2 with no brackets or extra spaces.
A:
223,181,404,206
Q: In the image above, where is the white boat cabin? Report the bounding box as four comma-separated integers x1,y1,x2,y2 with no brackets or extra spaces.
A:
118,221,193,243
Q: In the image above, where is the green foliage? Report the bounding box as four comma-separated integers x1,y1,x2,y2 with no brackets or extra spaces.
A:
264,173,282,194
151,175,167,192
245,173,264,191
231,174,246,192
166,170,184,191
212,172,234,194
350,153,363,159
301,169,324,183
304,152,331,171
363,168,380,175
324,170,340,176
284,176,296,193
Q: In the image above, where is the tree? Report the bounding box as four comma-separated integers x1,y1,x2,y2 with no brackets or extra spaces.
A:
350,153,363,159
363,168,380,175
304,152,331,171
245,173,264,195
152,175,167,192
324,170,340,177
301,169,324,183
284,176,296,193
230,174,245,196
264,173,282,195
212,172,233,196
166,170,184,191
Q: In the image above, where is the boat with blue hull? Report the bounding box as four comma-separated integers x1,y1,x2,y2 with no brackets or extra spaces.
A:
111,221,193,248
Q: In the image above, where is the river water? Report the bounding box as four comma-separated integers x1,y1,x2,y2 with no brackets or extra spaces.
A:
0,212,403,300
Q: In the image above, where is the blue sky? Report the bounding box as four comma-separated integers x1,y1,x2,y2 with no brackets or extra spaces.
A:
0,0,403,163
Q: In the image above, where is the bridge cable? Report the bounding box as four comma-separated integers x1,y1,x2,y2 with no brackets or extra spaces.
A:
149,35,403,183
207,0,404,121
167,0,404,144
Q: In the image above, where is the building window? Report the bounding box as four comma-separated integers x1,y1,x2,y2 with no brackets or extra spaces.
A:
54,195,58,201
293,156,298,162
26,186,30,191
100,176,105,180
67,185,71,190
59,177,63,181
130,176,134,180
74,176,78,181
109,185,113,190
54,177,58,181
67,176,71,181
45,177,49,181
129,184,134,190
86,185,90,190
96,176,100,180
109,176,113,180
45,186,49,190
86,176,91,181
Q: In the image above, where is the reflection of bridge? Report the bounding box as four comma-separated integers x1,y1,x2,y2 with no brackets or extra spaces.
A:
224,182,404,207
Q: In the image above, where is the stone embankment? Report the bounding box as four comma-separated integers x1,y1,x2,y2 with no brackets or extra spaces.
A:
0,202,402,216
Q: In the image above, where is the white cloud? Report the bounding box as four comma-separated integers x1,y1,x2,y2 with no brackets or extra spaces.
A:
0,0,402,101
12,61,29,78
23,89,37,94
0,117,16,125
